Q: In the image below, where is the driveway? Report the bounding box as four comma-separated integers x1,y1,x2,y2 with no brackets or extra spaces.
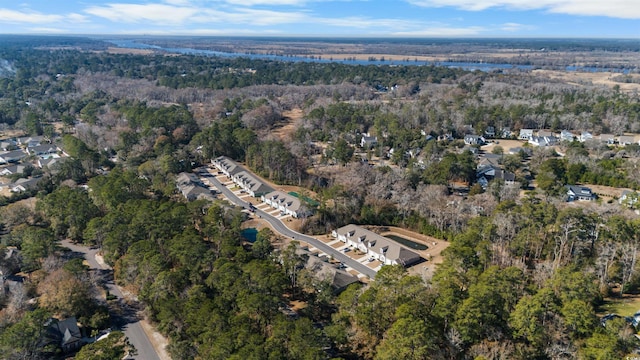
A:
60,240,165,360
205,173,378,279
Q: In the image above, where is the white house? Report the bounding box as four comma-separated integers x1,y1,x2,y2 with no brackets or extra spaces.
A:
211,156,243,178
599,134,616,145
484,126,496,138
232,170,273,197
26,144,57,156
464,134,486,146
566,185,596,201
519,129,534,140
16,136,44,148
618,135,636,146
529,136,558,147
212,156,274,197
0,150,27,164
0,164,26,176
332,224,421,267
619,190,639,208
560,130,575,142
579,131,593,142
261,190,304,218
360,134,378,148
10,177,42,192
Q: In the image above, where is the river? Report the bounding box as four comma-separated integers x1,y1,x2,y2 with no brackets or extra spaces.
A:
106,39,631,74
105,39,636,73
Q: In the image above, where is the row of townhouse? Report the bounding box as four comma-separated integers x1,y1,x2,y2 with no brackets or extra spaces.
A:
0,176,44,193
520,129,640,146
0,135,46,151
261,190,305,218
332,224,422,267
175,172,216,201
211,156,274,197
211,156,312,218
0,144,59,165
0,136,62,194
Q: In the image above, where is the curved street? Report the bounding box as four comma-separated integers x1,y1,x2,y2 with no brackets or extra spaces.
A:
206,175,378,279
60,240,163,360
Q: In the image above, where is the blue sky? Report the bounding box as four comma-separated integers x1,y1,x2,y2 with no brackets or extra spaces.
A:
0,0,638,37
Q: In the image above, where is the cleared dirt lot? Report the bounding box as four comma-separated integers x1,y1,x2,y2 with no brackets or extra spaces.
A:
365,225,450,280
481,139,527,153
534,70,640,94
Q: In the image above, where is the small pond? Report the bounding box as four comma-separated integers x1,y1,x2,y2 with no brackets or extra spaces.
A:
241,228,258,243
385,234,428,251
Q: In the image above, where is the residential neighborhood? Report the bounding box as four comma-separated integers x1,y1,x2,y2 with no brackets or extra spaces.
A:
4,35,640,360
0,135,64,197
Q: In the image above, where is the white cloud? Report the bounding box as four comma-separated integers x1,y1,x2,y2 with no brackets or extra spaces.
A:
222,0,307,5
500,22,535,32
196,8,308,25
114,27,284,35
406,0,640,19
0,9,64,23
67,13,89,23
163,0,193,5
85,3,308,26
27,27,70,34
315,16,421,29
85,4,199,24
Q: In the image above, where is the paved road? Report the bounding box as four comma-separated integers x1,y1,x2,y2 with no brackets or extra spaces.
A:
60,240,162,360
206,173,378,279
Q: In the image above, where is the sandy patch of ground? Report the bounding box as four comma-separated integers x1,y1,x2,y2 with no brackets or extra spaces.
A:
272,108,303,141
583,184,631,200
364,225,450,280
105,47,156,55
0,129,26,139
0,186,11,198
534,70,640,93
481,139,527,153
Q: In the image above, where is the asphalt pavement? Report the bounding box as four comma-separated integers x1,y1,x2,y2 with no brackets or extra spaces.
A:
206,174,378,279
60,240,162,360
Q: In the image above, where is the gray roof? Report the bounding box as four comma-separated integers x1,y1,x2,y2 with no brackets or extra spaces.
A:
176,172,201,186
234,170,273,195
263,190,302,212
212,156,244,176
38,157,58,168
296,247,359,292
27,144,57,155
0,150,27,162
566,185,594,197
11,177,42,191
618,135,636,144
54,317,82,347
335,224,422,266
176,172,213,201
0,164,26,175
181,185,214,201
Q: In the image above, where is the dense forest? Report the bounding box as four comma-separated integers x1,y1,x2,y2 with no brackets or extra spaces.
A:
1,36,640,359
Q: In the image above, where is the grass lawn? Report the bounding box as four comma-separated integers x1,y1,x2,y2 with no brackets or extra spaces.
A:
598,295,640,317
